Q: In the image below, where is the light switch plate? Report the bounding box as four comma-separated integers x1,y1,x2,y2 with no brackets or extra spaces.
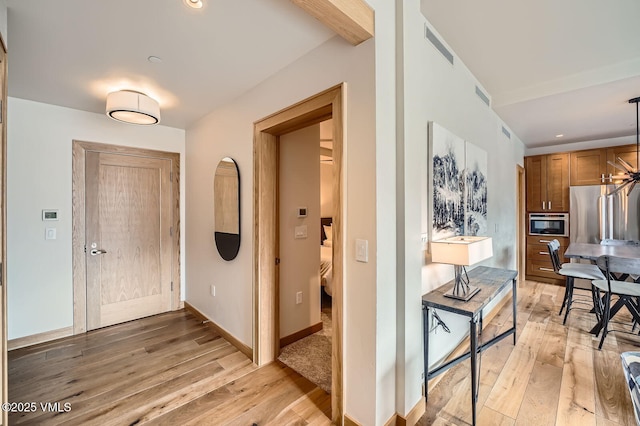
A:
356,239,368,262
294,225,308,239
45,228,57,240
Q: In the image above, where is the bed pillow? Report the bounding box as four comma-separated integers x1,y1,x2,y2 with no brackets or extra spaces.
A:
323,239,333,247
323,225,332,242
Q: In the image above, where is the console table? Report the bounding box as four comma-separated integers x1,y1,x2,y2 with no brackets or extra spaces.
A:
422,266,518,426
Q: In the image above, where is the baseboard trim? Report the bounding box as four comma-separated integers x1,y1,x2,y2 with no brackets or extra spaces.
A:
396,397,425,426
184,302,253,361
383,413,397,426
344,414,361,426
427,293,512,394
279,321,323,348
8,326,74,351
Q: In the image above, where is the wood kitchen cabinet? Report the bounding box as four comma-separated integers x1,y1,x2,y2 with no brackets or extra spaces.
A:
570,148,607,185
607,144,639,181
525,235,569,283
525,153,569,212
569,144,639,185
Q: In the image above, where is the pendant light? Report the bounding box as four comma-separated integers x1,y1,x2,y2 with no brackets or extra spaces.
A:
106,90,161,125
608,96,640,195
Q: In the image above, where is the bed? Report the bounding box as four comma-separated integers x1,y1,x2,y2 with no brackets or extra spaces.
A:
320,217,333,296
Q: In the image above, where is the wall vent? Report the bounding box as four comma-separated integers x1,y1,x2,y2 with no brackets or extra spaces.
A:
425,25,454,65
501,126,511,139
475,86,490,107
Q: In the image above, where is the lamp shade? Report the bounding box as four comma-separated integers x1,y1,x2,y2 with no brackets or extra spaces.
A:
431,236,493,266
106,90,160,125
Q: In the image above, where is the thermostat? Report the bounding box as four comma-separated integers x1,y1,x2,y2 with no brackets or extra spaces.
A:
42,209,59,221
297,207,307,218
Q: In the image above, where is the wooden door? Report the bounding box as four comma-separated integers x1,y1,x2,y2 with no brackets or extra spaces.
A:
85,152,173,330
525,155,545,212
545,153,569,212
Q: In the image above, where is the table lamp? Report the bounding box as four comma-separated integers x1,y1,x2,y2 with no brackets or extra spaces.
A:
430,236,493,301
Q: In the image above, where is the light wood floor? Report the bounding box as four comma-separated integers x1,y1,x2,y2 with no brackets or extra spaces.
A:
420,279,639,426
8,280,639,425
8,309,331,425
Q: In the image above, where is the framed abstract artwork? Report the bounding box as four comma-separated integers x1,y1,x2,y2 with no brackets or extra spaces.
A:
430,122,466,241
428,122,488,242
464,142,488,236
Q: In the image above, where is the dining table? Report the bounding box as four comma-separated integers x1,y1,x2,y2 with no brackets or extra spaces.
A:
564,242,640,261
564,242,640,335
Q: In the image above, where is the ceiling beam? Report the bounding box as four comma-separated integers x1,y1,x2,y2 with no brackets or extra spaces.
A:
291,0,374,46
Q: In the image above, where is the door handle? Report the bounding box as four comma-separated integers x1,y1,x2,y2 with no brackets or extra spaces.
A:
90,249,107,256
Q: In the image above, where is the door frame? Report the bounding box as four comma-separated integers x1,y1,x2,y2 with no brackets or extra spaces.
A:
0,33,7,426
517,165,526,282
72,141,180,334
253,84,344,423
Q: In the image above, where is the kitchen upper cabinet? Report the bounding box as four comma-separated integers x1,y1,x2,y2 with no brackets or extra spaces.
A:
570,149,607,186
607,144,639,181
526,153,569,212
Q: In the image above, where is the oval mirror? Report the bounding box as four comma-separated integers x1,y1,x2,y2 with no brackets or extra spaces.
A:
214,157,240,261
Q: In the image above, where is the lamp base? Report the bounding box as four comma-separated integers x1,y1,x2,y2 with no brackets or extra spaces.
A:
444,285,481,301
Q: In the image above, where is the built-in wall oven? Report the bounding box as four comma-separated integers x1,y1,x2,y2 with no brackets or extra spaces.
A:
528,213,569,237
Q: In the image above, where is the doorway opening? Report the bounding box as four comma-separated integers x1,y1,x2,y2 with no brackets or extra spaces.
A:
275,119,334,396
253,84,344,423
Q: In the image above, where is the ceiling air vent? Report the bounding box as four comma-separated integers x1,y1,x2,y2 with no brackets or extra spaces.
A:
475,86,490,107
425,25,453,65
501,126,511,139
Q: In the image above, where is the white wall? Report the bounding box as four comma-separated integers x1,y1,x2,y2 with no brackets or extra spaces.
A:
390,1,526,415
184,32,389,423
7,97,186,339
0,0,6,48
415,12,525,365
279,125,321,338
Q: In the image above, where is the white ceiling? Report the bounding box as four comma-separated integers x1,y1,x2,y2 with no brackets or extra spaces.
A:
421,0,640,148
6,0,335,129
9,1,640,147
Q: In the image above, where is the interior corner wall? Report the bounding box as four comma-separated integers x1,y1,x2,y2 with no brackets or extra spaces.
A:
278,125,321,339
394,0,527,413
6,97,186,340
184,34,385,424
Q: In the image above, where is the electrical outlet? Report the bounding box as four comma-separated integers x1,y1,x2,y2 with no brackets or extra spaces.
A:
296,291,302,304
210,285,216,297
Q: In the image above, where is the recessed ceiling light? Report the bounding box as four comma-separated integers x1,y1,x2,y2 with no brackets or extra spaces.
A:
184,0,203,9
147,56,162,63
555,134,564,138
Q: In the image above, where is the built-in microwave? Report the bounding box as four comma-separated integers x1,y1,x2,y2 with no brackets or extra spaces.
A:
528,213,569,237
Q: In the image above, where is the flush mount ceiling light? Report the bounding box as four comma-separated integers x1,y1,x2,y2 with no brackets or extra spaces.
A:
184,0,203,9
608,96,640,196
106,90,160,125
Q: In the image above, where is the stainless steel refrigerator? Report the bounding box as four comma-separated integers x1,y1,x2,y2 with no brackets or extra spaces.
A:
570,185,640,244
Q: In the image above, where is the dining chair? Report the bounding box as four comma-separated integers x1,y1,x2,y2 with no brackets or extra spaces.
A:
547,240,605,324
593,255,640,350
600,239,640,331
